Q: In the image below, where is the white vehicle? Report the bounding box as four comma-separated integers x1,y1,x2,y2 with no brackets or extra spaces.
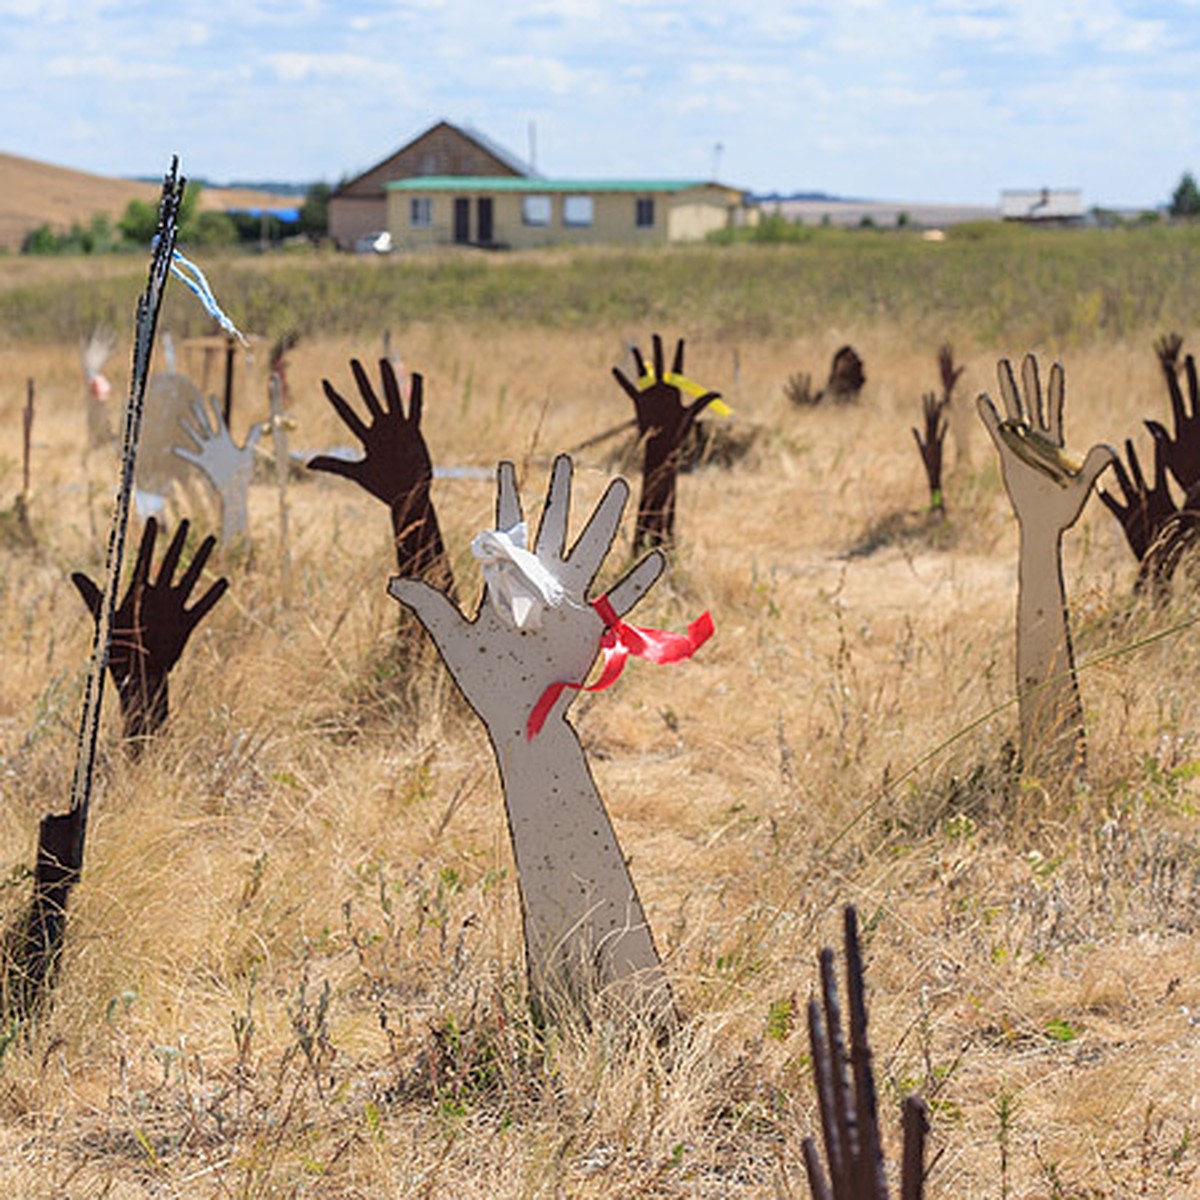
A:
354,230,393,254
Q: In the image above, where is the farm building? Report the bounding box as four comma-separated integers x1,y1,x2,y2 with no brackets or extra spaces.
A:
384,176,755,250
1000,187,1085,222
328,120,533,250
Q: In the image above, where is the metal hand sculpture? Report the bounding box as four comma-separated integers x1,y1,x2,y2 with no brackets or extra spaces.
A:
977,355,1114,781
1155,331,1184,375
912,392,948,513
1098,436,1179,575
389,456,673,1021
1145,352,1200,499
612,334,719,553
308,359,453,594
173,396,262,543
803,906,928,1200
71,518,228,752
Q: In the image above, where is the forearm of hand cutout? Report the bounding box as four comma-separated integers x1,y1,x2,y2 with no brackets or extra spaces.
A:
977,355,1113,779
389,455,675,1013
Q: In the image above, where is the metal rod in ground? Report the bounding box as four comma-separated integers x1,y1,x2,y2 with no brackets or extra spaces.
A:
7,159,186,1021
22,378,33,501
269,371,292,602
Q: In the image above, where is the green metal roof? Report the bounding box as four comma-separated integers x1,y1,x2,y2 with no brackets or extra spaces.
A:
385,176,728,194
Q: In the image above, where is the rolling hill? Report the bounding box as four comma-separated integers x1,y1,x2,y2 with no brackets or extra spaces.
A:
0,152,296,252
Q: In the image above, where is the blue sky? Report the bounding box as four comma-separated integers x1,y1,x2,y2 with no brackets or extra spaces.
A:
2,0,1197,206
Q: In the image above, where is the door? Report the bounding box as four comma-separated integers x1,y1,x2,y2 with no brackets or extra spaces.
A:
453,197,470,244
477,197,494,245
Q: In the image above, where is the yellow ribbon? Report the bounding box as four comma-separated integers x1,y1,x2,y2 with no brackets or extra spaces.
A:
638,371,733,417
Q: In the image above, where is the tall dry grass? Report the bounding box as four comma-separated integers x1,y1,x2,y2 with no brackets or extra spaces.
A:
0,243,1198,1196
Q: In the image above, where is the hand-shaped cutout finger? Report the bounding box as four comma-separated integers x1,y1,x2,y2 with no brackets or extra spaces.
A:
686,391,720,424
184,573,229,632
601,549,665,618
1078,444,1117,493
533,454,572,561
611,364,641,405
70,571,103,619
321,377,369,444
387,576,465,645
1045,360,1065,443
404,370,424,425
997,359,1024,423
1021,355,1045,430
495,460,522,530
176,529,217,597
351,358,385,424
131,516,160,588
156,519,189,587
652,333,665,379
976,392,1003,445
671,337,685,376
563,477,630,595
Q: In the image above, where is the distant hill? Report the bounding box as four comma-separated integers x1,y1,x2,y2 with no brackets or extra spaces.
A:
0,153,297,252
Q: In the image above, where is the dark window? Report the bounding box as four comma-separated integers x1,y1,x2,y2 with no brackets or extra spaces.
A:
635,197,655,227
477,197,493,244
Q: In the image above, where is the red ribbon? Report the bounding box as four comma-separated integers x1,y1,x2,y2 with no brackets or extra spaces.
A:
526,595,714,739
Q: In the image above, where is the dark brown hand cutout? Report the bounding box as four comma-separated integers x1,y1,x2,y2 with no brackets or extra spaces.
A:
912,392,949,512
308,358,453,593
1098,436,1179,564
1155,331,1184,375
1145,353,1200,498
71,518,228,751
611,334,719,552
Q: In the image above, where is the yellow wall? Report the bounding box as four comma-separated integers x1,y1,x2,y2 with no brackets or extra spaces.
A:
386,186,745,250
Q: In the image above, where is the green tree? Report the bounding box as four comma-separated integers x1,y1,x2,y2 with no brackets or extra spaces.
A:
299,181,331,240
1170,171,1200,218
118,198,159,244
183,210,239,248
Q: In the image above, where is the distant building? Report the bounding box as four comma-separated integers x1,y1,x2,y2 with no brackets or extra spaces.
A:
1000,188,1085,222
328,120,533,250
385,177,754,250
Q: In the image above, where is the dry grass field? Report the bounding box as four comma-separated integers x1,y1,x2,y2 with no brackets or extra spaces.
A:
1,238,1199,1198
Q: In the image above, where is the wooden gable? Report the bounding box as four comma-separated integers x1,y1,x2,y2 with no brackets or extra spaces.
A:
335,121,528,200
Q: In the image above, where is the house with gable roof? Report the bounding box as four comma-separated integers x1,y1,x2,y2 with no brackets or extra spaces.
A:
328,120,534,250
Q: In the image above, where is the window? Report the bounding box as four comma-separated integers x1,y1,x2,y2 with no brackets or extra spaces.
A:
522,195,552,226
635,197,655,228
410,196,432,227
563,195,594,227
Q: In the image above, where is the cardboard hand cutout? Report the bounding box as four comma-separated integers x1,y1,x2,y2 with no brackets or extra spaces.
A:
389,455,677,1020
1146,353,1200,499
612,334,720,553
309,359,453,594
71,517,228,752
174,395,262,543
977,355,1114,781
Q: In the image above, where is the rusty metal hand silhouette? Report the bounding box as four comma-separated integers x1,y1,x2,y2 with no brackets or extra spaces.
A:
1145,353,1200,498
71,518,228,751
389,455,672,1019
612,334,719,552
977,355,1114,781
309,359,452,592
912,392,948,511
1099,436,1178,565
